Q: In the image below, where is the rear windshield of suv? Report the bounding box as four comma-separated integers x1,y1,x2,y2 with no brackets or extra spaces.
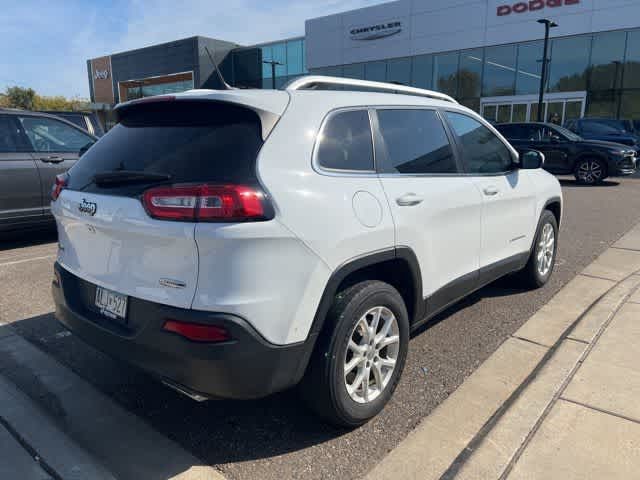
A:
66,101,264,195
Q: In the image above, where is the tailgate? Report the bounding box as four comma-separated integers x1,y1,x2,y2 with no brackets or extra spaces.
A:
53,190,198,309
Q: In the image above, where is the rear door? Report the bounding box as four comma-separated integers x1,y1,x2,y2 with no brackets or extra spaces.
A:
374,108,483,307
443,111,536,275
17,115,95,217
52,100,266,309
0,115,43,224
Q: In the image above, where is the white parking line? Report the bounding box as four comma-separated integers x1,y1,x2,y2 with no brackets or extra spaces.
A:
0,255,56,267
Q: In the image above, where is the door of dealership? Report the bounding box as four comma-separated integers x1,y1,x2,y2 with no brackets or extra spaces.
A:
480,92,586,125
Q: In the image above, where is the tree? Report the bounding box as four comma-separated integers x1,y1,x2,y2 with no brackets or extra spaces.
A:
5,86,36,109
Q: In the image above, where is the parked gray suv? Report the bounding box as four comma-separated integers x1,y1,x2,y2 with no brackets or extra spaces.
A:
0,109,96,232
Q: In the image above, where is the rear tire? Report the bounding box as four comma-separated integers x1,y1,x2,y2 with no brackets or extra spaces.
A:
517,210,558,289
300,280,409,427
574,158,606,185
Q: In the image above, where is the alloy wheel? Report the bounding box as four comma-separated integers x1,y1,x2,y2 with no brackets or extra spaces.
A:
344,306,400,404
576,160,603,184
537,222,555,276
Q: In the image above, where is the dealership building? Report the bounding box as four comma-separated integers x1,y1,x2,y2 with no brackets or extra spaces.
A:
88,0,640,127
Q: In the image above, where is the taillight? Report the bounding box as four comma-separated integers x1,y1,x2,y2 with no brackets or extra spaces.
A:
51,173,68,201
142,184,272,222
163,320,230,343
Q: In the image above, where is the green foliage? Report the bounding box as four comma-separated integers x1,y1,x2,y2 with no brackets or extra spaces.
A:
2,86,89,111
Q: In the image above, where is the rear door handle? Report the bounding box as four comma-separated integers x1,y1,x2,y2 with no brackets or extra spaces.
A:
483,186,500,196
39,156,64,164
396,193,424,207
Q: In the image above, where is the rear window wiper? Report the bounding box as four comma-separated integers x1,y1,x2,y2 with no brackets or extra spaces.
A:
92,171,171,187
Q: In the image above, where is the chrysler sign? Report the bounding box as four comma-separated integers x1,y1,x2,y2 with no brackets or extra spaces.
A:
497,0,579,16
350,21,402,41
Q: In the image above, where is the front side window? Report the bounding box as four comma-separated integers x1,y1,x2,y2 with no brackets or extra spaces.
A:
19,116,94,153
377,109,457,174
316,110,374,171
445,112,513,174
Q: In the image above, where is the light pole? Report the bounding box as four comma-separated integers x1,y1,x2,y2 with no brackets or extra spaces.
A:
262,59,284,89
537,19,558,122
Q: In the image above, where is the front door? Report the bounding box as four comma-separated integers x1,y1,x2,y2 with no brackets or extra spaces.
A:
443,111,536,275
17,115,95,216
0,115,43,226
374,108,482,306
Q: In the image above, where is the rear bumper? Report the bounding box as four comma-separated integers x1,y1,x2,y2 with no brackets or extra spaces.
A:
52,262,314,400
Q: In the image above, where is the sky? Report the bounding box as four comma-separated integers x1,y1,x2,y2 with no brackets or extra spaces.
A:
0,0,388,99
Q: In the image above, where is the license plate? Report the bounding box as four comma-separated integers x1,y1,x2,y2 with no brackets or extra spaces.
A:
95,286,128,321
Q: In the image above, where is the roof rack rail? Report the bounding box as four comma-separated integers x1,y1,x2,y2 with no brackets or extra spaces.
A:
284,75,457,104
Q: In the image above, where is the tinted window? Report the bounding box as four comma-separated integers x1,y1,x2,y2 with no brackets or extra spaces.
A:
316,110,373,171
67,102,263,195
580,120,621,135
445,112,513,174
19,116,94,153
499,124,542,141
0,116,21,153
377,109,457,174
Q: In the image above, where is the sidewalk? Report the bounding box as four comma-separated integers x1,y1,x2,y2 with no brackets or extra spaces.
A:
369,221,640,479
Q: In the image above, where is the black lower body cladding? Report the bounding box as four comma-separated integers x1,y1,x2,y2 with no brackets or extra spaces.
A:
52,262,313,400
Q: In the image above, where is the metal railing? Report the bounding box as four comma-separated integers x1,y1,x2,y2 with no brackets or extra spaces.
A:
284,75,457,104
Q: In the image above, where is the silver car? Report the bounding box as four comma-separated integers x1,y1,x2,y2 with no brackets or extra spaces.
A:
0,109,96,232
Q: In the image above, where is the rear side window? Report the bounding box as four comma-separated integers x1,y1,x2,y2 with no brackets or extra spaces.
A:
67,101,263,195
0,116,21,153
377,109,457,174
445,112,514,174
316,110,374,171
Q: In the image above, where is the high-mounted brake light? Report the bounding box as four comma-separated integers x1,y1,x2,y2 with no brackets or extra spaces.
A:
142,184,271,222
163,320,230,343
51,173,68,201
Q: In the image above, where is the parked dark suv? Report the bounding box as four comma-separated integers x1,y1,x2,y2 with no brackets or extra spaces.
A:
564,118,640,151
496,122,636,185
0,109,97,232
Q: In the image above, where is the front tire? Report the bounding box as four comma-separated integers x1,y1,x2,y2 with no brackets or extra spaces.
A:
574,158,606,185
518,210,558,289
300,280,409,427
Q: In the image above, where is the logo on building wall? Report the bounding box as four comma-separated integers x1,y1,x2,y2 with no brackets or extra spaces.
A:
350,21,402,41
497,0,579,16
94,69,110,80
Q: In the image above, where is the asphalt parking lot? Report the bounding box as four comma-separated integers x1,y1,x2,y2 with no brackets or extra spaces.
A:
2,175,640,480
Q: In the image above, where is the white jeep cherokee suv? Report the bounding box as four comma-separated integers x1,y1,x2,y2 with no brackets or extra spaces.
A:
51,76,561,426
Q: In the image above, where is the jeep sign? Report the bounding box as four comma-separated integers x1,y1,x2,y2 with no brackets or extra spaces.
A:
350,21,402,41
497,0,579,16
94,69,109,80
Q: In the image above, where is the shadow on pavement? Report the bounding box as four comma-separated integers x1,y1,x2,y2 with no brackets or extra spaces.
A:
559,179,620,188
0,227,57,251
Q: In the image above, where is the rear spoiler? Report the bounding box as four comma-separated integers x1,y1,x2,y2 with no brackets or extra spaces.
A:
114,96,282,140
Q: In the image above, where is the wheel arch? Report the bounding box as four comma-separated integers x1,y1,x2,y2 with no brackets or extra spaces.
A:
543,196,562,228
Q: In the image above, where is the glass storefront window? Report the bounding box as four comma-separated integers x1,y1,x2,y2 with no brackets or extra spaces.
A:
286,40,304,76
271,43,287,78
548,36,591,92
565,101,583,121
586,91,619,118
434,52,459,97
497,104,511,123
483,105,497,122
512,104,527,122
459,49,483,98
623,30,640,89
125,79,193,101
411,55,433,89
261,46,272,79
365,61,387,82
343,63,365,79
387,57,411,85
515,41,543,95
620,90,640,120
589,31,626,91
483,45,516,96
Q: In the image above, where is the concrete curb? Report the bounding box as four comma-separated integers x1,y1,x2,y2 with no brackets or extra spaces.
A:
367,221,640,480
0,330,226,480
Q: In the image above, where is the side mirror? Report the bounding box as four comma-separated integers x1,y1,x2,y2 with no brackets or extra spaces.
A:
519,150,545,169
